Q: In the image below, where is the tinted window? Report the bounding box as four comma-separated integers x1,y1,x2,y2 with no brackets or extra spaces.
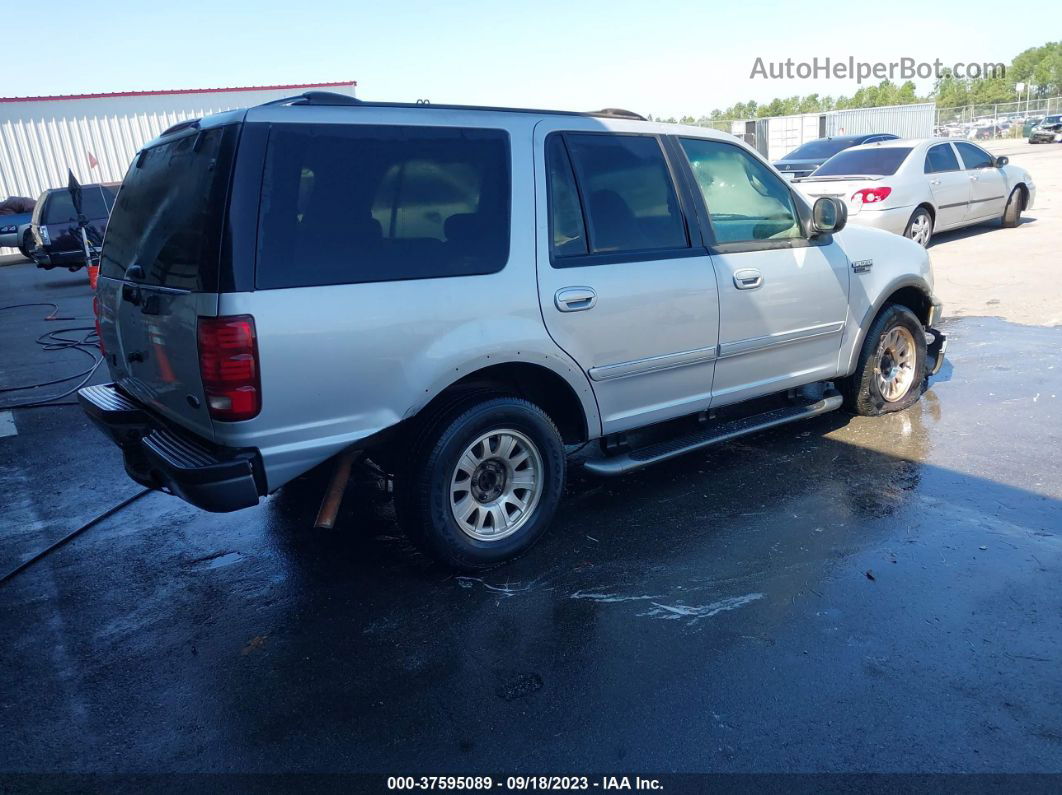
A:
43,185,115,224
101,127,237,289
563,134,687,255
924,144,960,173
257,125,509,289
813,148,912,177
681,138,802,244
782,138,857,160
546,136,588,257
954,142,994,169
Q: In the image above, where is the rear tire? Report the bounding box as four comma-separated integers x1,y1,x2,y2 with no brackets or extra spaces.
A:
1001,187,1024,228
842,304,927,417
18,230,33,260
904,207,933,247
393,396,566,570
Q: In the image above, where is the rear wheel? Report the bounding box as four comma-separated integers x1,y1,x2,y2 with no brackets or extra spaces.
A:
842,304,927,416
904,207,933,247
1001,187,1024,228
394,396,566,569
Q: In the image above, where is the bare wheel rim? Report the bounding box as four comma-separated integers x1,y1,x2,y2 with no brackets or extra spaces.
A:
450,428,543,542
908,212,931,246
874,326,918,402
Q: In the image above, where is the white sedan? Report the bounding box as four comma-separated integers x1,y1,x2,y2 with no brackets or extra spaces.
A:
793,138,1036,246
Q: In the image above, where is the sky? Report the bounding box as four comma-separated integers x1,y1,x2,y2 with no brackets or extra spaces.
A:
18,0,1062,118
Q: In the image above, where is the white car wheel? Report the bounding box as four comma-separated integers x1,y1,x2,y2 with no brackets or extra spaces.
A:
905,208,933,247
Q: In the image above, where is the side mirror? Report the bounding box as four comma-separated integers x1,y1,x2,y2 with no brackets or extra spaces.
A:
812,197,847,236
995,156,1009,167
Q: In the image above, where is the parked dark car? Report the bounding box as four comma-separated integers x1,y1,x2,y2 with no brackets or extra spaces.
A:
773,133,899,180
0,196,36,257
1029,115,1062,144
30,183,118,270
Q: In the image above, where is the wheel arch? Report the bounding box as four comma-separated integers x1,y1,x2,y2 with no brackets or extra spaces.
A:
407,357,600,444
1012,181,1030,207
913,201,938,222
843,277,935,376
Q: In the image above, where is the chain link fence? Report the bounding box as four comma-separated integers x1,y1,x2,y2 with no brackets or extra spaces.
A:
934,96,1062,140
669,97,1062,147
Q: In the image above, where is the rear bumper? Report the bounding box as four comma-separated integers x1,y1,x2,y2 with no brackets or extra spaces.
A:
78,383,264,512
848,205,913,237
36,249,85,267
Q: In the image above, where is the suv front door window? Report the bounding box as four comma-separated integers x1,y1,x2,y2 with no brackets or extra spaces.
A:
679,137,850,405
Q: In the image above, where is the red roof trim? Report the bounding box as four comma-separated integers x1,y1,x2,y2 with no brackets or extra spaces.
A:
0,81,357,104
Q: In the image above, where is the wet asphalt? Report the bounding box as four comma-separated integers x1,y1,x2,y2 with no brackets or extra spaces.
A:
1,262,1060,774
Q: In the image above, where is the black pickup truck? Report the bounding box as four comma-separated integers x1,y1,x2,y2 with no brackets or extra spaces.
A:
30,183,117,270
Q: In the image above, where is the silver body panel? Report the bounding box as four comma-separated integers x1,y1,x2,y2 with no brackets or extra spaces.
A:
98,107,939,496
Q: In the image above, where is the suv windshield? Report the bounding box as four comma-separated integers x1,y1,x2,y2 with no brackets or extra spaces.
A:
812,147,912,177
782,139,858,160
100,125,238,290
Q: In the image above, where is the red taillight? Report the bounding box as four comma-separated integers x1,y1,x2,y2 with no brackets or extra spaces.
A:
197,315,261,421
92,294,106,355
852,187,893,204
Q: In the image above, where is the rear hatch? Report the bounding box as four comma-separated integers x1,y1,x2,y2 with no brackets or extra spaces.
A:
97,122,240,440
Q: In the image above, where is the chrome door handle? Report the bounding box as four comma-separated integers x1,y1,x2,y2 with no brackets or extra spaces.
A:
733,269,763,290
930,179,942,185
555,287,597,312
970,175,979,181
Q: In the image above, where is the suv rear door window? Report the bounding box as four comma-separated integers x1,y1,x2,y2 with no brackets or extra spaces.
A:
561,133,688,255
545,135,588,258
256,124,510,289
100,126,237,290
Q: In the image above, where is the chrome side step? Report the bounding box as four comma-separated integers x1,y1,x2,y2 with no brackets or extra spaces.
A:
582,391,844,476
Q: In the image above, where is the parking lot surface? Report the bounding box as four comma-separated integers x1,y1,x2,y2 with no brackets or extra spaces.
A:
2,145,1061,774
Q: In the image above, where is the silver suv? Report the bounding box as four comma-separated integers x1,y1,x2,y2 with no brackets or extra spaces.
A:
79,92,946,569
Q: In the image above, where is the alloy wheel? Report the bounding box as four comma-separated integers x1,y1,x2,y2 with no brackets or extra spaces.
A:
449,429,543,541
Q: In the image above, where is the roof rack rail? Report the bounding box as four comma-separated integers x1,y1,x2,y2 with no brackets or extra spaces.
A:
590,108,646,121
253,95,645,121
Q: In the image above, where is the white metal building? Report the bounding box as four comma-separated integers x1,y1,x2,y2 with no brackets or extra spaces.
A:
0,81,357,201
730,102,936,161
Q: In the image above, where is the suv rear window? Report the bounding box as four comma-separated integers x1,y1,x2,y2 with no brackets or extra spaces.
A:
812,147,912,177
562,133,688,256
256,124,510,289
44,185,115,224
100,125,238,290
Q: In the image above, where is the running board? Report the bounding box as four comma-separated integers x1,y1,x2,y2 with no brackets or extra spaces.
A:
582,391,844,476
